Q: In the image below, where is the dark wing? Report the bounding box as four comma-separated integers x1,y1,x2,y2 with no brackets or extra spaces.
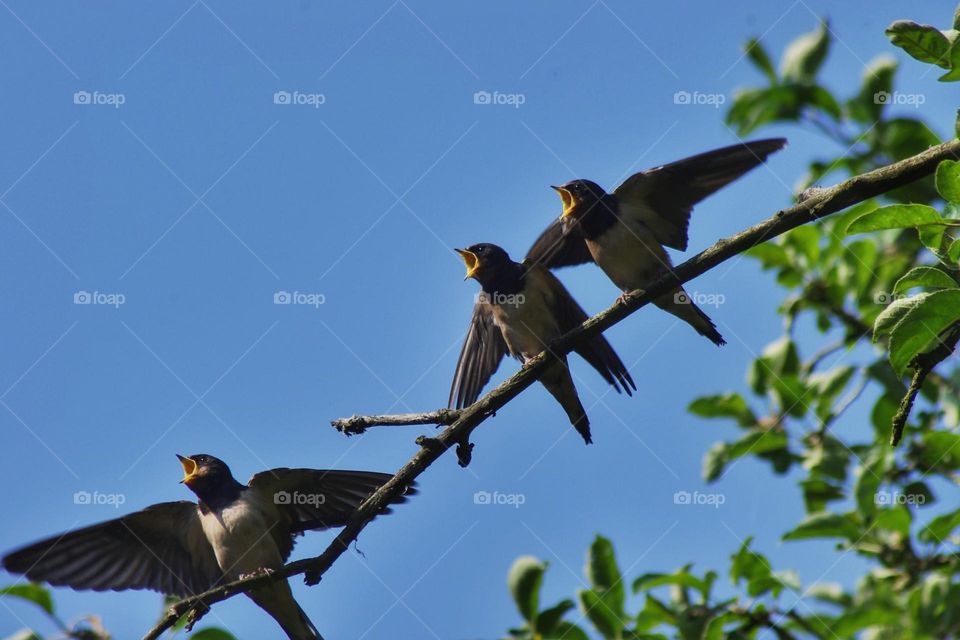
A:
448,300,508,409
526,263,636,395
614,138,786,251
2,501,221,597
248,469,414,561
526,217,594,269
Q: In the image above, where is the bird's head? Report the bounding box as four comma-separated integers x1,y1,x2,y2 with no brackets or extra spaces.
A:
177,454,237,495
454,243,513,285
551,180,606,225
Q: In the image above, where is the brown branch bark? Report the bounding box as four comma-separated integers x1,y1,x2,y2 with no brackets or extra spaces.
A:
890,327,960,446
143,138,960,640
331,408,462,435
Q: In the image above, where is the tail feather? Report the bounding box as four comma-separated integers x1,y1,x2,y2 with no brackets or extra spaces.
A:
656,289,726,346
249,583,323,640
540,360,592,444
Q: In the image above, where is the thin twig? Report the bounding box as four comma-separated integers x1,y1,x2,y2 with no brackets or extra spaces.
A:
142,138,960,640
331,408,462,435
891,328,960,446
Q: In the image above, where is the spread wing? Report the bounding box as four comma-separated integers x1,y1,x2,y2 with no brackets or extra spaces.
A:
613,138,786,251
448,300,508,409
2,501,222,597
526,263,636,395
526,218,594,269
248,469,414,561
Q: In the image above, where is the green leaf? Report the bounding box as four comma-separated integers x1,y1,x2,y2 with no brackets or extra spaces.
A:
853,448,888,518
919,508,960,543
846,203,944,234
0,584,54,615
849,56,897,122
745,242,790,269
584,535,625,621
725,86,802,135
764,336,800,375
893,266,958,294
703,612,739,640
577,589,622,639
538,599,576,635
936,159,960,204
802,435,850,482
885,20,952,68
544,621,590,640
635,594,677,631
807,582,852,607
904,481,935,507
189,629,239,640
875,506,911,537
948,238,960,262
780,20,830,83
633,572,708,597
919,431,960,470
727,429,788,458
508,556,546,624
729,537,769,585
939,57,960,82
801,478,845,513
688,393,756,426
919,224,947,252
782,511,862,541
703,442,728,482
874,293,928,341
744,37,777,82
808,366,856,423
770,374,811,417
888,289,960,375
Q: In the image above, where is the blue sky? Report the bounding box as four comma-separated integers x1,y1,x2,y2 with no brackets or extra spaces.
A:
0,1,956,638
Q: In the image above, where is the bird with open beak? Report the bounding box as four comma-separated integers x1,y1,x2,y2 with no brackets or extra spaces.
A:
450,242,636,444
3,454,415,639
528,138,787,346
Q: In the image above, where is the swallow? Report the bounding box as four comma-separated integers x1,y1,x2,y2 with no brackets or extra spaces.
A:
450,243,635,444
527,138,787,346
3,454,414,640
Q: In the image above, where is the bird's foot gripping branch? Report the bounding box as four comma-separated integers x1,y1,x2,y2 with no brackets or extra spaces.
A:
141,139,959,640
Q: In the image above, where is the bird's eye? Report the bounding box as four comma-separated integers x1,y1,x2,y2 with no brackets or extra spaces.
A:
476,247,484,253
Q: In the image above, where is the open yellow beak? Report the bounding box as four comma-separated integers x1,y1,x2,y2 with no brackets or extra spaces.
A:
455,248,480,280
551,185,575,219
176,454,198,484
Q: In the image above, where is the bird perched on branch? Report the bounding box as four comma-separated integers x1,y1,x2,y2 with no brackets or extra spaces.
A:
450,243,636,444
528,138,787,346
3,454,414,640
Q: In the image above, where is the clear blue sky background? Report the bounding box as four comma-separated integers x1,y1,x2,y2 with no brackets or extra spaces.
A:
1,2,956,638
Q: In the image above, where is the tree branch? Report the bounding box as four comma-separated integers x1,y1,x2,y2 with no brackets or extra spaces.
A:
890,326,960,446
143,138,960,640
331,408,462,435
